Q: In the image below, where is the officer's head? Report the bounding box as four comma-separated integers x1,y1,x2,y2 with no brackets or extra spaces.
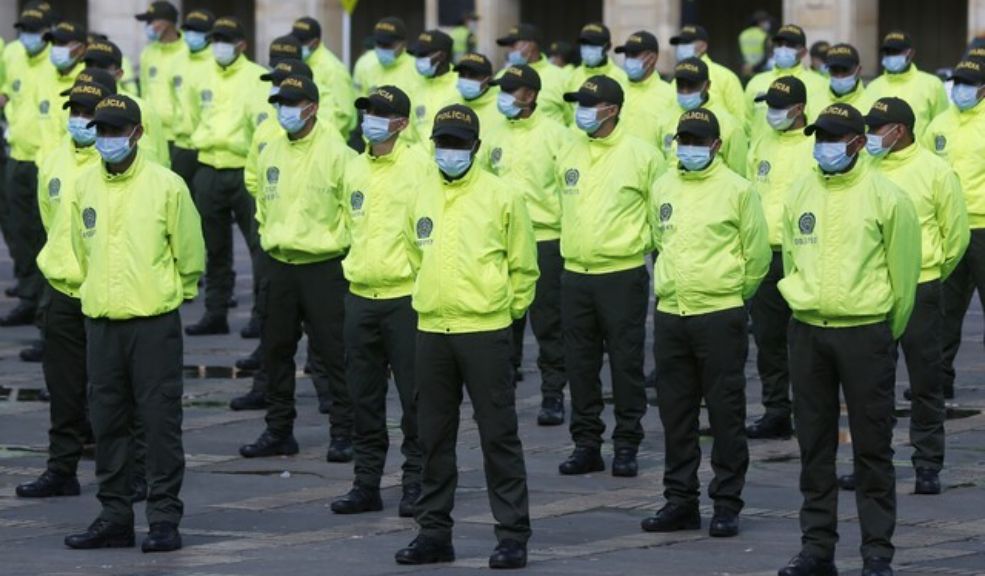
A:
825,44,861,96
771,24,808,68
355,85,410,145
291,17,323,60
880,31,914,73
210,17,248,68
810,40,830,73
44,21,87,71
577,23,612,67
674,58,710,111
63,81,115,147
268,35,302,67
454,53,493,102
83,40,126,81
409,30,453,78
670,25,708,61
90,95,144,165
675,108,721,171
372,17,407,65
14,6,49,55
180,9,215,54
564,75,622,137
491,65,541,120
431,104,481,180
949,60,985,111
269,74,319,136
864,97,915,158
755,76,807,132
616,31,660,82
259,58,313,95
136,1,179,42
547,41,578,68
496,23,543,66
805,103,865,173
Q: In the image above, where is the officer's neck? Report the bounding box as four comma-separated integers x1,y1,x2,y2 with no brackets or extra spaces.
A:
159,28,180,43
107,148,137,175
892,133,915,152
434,61,451,77
788,114,807,131
289,118,316,141
591,117,618,139
527,51,543,64
370,135,398,157
517,103,537,120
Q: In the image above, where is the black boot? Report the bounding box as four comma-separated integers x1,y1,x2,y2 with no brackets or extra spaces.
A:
0,302,36,326
240,315,261,339
184,313,229,336
65,519,135,549
640,502,700,532
16,470,81,498
235,346,262,371
239,430,299,458
709,506,739,537
558,447,604,475
746,413,792,439
914,468,941,495
778,552,838,576
399,482,421,518
861,556,893,576
611,447,638,477
229,390,267,411
142,522,182,553
537,396,564,426
326,436,354,463
837,473,856,491
318,397,332,414
330,487,383,514
19,340,43,363
395,535,455,565
489,539,527,569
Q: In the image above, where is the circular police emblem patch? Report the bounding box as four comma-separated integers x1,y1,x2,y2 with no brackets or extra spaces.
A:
39,100,49,114
415,105,426,119
266,166,280,184
564,168,579,186
82,207,97,230
12,79,20,93
659,203,673,222
257,112,268,125
491,147,502,165
798,212,816,235
416,216,433,239
758,160,771,177
48,178,61,198
350,191,365,210
201,89,213,103
173,75,183,88
934,134,946,152
149,66,158,78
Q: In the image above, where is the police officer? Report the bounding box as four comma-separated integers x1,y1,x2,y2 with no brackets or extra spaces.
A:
394,104,537,570
454,52,502,136
557,76,664,477
484,65,569,425
616,31,676,145
567,23,629,91
866,32,949,140
407,30,458,138
777,103,920,576
186,16,268,336
818,43,873,112
353,17,421,100
810,41,831,74
547,40,579,74
290,16,356,137
238,75,355,462
495,23,570,125
62,94,204,552
38,21,87,154
924,60,985,401
331,86,428,517
135,1,187,148
745,76,814,440
644,107,770,538
669,25,745,122
170,9,216,190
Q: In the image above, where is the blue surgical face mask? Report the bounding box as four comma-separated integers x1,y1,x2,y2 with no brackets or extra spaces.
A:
67,116,96,146
302,45,313,61
212,42,238,66
435,147,473,178
624,57,646,81
814,140,856,173
457,77,484,100
830,74,858,96
507,49,528,66
675,43,696,61
881,54,908,73
416,56,437,78
952,83,982,111
362,114,394,144
865,128,898,158
676,90,704,111
50,45,78,71
95,129,136,164
20,32,45,55
375,47,397,66
575,105,608,134
277,103,313,134
497,91,523,119
773,46,799,69
580,44,605,67
766,106,795,131
676,144,713,171
184,30,208,53
145,22,160,42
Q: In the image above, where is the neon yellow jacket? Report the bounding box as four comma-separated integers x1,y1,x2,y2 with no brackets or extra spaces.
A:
739,26,768,66
343,142,436,299
744,65,828,145
1,38,25,93
411,71,459,140
307,44,356,136
651,158,771,315
566,58,630,93
37,60,84,158
170,44,215,149
123,91,170,167
353,49,422,99
657,97,748,176
408,165,539,333
558,124,664,274
668,54,746,123
924,99,985,228
35,140,101,298
484,111,569,241
623,71,676,148
119,55,138,96
244,116,281,197
813,79,873,118
528,57,571,125
255,121,353,264
139,38,189,140
352,50,377,95
2,43,49,161
779,160,921,338
866,64,949,139
0,36,6,89
191,54,269,169
873,143,969,282
63,150,204,319
746,122,815,246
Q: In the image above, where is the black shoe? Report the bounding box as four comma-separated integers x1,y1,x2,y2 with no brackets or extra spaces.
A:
709,507,739,537
239,430,299,458
131,477,148,503
228,296,239,308
612,447,638,478
326,436,353,463
837,473,856,491
234,348,261,371
943,386,954,400
318,398,332,414
536,396,564,426
558,447,605,475
19,340,43,363
0,302,36,326
489,539,527,569
65,519,135,549
641,502,701,532
229,390,267,411
4,286,17,297
861,557,893,576
902,387,912,402
395,535,455,565
37,387,50,402
240,316,261,339
399,483,421,518
746,413,793,439
914,468,941,495
513,369,524,383
142,522,182,553
16,470,81,498
778,552,838,576
184,314,229,336
330,487,383,515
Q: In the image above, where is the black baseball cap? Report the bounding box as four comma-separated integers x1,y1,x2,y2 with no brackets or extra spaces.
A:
754,76,806,108
84,40,123,68
578,22,611,46
70,68,118,93
950,60,985,84
210,17,246,41
355,85,411,118
615,31,659,54
804,103,865,136
670,25,708,45
63,81,115,111
408,30,453,56
968,47,985,63
291,17,322,43
825,43,860,68
454,52,492,76
181,9,215,33
29,0,58,24
491,65,541,92
136,1,178,23
773,24,806,46
431,104,480,140
676,107,720,139
260,59,313,83
496,23,541,46
44,21,86,44
881,31,912,52
548,41,576,60
373,17,406,44
87,94,142,129
674,57,709,83
810,41,830,59
563,75,624,106
14,7,47,32
269,35,302,63
865,97,916,132
268,74,319,104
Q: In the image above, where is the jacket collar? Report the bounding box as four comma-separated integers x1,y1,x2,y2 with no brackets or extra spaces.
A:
102,149,145,183
879,140,919,169
678,156,724,180
368,139,407,165
816,154,868,189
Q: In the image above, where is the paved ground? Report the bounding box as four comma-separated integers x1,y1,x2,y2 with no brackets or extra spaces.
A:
1,238,985,576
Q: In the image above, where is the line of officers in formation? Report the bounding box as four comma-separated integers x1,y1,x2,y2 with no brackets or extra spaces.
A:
2,2,984,575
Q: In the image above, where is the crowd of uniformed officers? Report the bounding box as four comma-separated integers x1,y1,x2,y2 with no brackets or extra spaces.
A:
2,2,983,574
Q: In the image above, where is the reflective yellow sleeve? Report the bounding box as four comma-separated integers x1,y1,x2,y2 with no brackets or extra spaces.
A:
937,167,969,280
506,192,539,319
740,187,771,299
883,186,922,339
167,179,205,299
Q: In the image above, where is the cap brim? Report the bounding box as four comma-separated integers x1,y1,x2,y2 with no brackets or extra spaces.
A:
825,57,858,69
453,62,490,75
495,35,517,46
135,12,153,22
63,97,99,110
181,23,211,32
949,70,983,83
86,116,133,129
613,45,628,54
562,92,602,106
772,32,804,45
373,32,402,44
14,21,44,31
803,118,858,136
668,35,688,45
354,96,372,110
259,71,282,82
430,126,476,140
863,113,891,128
676,126,716,139
209,31,242,41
